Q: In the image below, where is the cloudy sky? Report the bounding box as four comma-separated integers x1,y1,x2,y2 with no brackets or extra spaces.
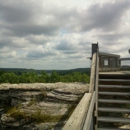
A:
0,0,130,70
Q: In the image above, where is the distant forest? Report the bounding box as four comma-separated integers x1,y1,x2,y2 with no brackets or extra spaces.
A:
0,68,90,84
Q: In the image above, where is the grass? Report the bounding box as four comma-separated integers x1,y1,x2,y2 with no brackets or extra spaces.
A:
6,107,27,120
32,109,62,123
6,107,63,123
5,103,77,123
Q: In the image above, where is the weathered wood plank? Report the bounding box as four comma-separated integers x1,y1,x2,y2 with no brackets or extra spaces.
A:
95,56,99,129
62,93,92,130
83,92,95,130
89,53,97,93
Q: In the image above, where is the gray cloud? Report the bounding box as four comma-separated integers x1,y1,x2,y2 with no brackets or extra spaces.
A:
1,1,130,34
1,0,129,38
0,36,31,49
0,38,12,48
0,0,59,37
68,54,86,59
62,50,79,54
56,42,76,51
97,33,123,42
97,30,130,44
26,35,49,45
26,51,53,59
68,1,130,32
0,0,130,69
0,0,44,23
3,23,59,37
26,47,57,60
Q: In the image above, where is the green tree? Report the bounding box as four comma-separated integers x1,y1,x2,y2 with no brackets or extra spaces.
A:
38,71,49,83
63,74,73,82
81,73,90,83
19,72,38,83
71,72,82,82
50,71,60,83
1,72,19,83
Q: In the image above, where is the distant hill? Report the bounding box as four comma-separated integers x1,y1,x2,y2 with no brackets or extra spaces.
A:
0,68,37,75
54,68,91,75
0,68,90,75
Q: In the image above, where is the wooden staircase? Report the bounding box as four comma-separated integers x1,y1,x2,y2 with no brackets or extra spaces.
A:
63,43,130,130
97,73,130,130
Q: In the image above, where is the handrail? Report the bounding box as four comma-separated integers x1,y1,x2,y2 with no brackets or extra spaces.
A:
62,93,92,130
82,43,99,130
83,91,96,130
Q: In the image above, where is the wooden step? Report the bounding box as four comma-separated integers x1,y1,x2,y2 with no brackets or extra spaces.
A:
98,92,130,96
99,85,130,88
98,117,130,123
98,99,130,104
99,73,130,80
99,79,130,82
98,107,130,113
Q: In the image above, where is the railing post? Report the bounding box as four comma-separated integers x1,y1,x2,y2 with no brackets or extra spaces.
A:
92,43,98,57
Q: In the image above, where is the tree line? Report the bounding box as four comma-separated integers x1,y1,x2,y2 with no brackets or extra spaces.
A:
0,71,90,84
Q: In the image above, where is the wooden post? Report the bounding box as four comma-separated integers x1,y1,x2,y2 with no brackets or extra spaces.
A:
89,53,96,93
89,43,99,93
92,43,98,57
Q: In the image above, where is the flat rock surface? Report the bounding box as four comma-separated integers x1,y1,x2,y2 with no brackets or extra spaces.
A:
0,82,89,130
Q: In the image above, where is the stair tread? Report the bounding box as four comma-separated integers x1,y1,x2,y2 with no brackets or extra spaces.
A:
98,92,130,96
98,107,130,112
98,117,130,123
99,79,130,82
99,73,130,75
99,85,130,88
98,99,130,103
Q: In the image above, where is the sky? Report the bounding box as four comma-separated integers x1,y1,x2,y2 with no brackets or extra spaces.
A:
0,0,130,70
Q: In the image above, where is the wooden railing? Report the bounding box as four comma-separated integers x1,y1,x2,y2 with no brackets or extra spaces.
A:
119,57,130,70
62,43,99,130
62,93,92,130
83,43,99,130
99,52,120,72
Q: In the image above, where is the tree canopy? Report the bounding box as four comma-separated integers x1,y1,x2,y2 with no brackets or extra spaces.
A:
0,70,90,84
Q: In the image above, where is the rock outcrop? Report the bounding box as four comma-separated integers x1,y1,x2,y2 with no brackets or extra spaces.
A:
0,82,89,130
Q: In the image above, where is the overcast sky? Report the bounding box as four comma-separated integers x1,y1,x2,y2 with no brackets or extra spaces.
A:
0,0,130,70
